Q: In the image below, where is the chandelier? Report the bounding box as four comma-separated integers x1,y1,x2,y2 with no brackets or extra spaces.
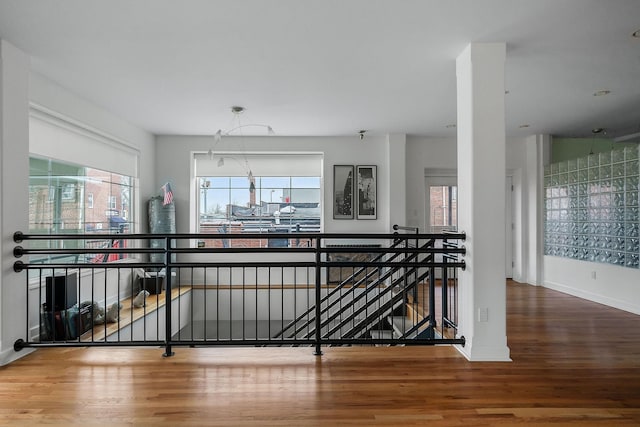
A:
207,106,274,192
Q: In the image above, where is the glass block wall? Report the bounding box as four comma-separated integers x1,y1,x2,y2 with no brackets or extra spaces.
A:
544,145,640,269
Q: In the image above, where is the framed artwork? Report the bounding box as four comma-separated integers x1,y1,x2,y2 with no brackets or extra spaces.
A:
356,165,377,220
333,165,354,219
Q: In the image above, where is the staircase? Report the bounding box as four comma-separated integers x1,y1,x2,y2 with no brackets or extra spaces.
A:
273,238,437,343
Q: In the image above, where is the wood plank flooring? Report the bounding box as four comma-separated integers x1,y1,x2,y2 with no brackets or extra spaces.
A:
1,280,640,426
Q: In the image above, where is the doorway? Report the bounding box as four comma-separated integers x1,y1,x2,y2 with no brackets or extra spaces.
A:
425,175,513,278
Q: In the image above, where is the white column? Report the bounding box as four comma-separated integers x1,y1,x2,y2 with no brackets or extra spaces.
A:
386,133,407,231
524,134,550,285
455,43,510,361
0,39,31,365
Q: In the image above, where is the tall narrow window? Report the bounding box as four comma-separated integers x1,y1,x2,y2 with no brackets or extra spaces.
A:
429,185,458,232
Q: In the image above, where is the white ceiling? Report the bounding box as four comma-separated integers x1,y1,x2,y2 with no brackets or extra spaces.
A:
0,0,639,139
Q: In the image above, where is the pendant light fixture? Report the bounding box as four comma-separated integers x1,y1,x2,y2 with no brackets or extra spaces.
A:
207,106,274,192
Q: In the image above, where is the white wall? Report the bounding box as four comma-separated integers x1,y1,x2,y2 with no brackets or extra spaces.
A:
405,135,529,279
387,134,407,228
155,135,394,235
406,136,457,231
545,257,640,314
1,39,31,365
29,72,157,231
0,43,156,365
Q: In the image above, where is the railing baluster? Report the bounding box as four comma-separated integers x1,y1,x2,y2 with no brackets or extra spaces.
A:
163,236,174,357
314,236,323,356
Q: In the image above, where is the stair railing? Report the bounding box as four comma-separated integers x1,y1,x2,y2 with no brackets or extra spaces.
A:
272,237,406,339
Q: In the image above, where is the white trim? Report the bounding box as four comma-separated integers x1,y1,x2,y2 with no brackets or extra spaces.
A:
0,347,35,367
543,279,640,315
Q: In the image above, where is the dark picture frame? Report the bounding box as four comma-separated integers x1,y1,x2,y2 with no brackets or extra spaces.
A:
333,165,354,219
356,165,377,220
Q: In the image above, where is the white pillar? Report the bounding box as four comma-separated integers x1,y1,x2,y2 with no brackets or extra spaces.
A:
0,39,31,365
455,43,510,361
386,133,407,231
524,134,550,285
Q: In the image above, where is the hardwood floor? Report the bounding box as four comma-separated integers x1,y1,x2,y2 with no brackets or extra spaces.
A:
1,280,640,426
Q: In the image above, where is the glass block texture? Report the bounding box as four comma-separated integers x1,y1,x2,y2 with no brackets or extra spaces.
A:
544,146,640,269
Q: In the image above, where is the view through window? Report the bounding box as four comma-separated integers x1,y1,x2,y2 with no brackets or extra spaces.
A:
429,185,458,232
198,175,321,248
29,157,135,265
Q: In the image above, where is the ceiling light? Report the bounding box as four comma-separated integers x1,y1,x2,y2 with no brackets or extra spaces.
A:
220,106,275,136
593,90,611,97
208,106,274,191
358,130,366,140
518,124,530,129
208,105,274,165
591,128,605,134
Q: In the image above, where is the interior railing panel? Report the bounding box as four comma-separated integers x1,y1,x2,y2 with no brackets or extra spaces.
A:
12,229,465,356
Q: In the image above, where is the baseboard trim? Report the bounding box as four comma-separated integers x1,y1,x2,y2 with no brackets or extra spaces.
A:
0,345,35,367
543,280,640,315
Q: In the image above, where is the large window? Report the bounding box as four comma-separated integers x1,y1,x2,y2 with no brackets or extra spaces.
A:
29,157,135,264
195,153,322,248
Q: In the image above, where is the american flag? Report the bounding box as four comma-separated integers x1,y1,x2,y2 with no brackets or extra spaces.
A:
161,182,173,206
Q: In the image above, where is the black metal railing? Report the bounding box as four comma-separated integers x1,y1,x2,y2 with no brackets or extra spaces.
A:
12,228,465,357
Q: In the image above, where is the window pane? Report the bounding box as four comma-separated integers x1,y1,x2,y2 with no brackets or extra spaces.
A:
29,157,135,268
292,177,320,188
202,177,229,188
429,185,458,231
200,188,229,218
259,188,284,204
230,177,252,188
261,177,290,188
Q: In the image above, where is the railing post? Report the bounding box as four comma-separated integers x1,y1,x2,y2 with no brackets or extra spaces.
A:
442,239,449,324
163,236,175,357
428,241,436,340
313,236,323,356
